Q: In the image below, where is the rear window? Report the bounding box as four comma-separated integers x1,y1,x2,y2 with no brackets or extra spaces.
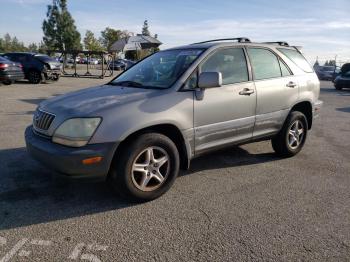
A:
321,66,335,72
0,56,10,62
277,48,313,73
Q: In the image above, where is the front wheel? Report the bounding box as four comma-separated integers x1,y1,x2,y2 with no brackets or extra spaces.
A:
109,133,180,201
272,111,308,157
28,70,42,84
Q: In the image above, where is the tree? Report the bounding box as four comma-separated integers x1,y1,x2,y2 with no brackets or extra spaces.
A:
99,27,130,51
83,30,103,51
0,33,27,52
328,60,336,66
142,20,150,36
42,0,81,50
28,43,38,52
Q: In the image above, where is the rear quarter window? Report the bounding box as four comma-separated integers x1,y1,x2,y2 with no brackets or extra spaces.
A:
277,48,313,73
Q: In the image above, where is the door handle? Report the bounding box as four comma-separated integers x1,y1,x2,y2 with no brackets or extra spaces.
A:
286,81,297,88
239,88,255,96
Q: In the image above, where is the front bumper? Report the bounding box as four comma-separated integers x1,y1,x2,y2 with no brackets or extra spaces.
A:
44,69,61,80
25,126,118,178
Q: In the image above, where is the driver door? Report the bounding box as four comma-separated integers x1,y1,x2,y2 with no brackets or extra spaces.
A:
192,47,256,155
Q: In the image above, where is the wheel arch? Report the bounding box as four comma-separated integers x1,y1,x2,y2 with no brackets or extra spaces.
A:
112,123,191,171
290,101,313,129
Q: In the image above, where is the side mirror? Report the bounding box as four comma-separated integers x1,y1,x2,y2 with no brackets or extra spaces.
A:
198,72,222,89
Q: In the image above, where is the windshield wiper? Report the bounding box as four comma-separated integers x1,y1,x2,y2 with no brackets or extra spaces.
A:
108,81,144,88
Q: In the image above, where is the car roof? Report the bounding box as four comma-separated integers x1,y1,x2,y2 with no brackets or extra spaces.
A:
165,39,299,51
4,52,36,55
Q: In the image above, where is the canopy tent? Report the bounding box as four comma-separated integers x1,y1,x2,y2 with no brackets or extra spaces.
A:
109,34,162,52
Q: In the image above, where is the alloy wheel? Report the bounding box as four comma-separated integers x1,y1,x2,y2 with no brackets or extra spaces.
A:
131,146,170,192
288,120,305,150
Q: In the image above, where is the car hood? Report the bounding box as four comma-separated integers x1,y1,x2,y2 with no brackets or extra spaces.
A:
40,85,157,116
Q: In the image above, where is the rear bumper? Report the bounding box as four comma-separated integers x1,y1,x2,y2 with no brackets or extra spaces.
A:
0,71,24,81
313,100,323,119
25,126,118,178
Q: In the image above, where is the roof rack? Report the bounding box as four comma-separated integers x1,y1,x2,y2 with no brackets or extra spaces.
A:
263,41,290,47
192,37,251,45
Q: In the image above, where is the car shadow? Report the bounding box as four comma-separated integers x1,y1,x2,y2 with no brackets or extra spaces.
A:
0,145,280,230
185,146,280,175
321,87,350,95
336,107,350,113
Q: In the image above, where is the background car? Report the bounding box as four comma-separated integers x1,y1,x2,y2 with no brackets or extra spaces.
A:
0,56,24,85
2,52,61,84
89,58,99,65
315,66,336,80
334,63,350,90
109,59,135,71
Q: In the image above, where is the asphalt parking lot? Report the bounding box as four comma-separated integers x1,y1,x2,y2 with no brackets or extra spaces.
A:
0,78,349,261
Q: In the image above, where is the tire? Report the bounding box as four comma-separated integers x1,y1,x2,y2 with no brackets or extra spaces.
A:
2,80,12,85
109,133,180,201
28,70,42,84
271,111,308,157
335,84,342,90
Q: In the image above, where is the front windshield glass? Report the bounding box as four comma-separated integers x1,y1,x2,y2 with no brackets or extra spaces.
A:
109,49,204,89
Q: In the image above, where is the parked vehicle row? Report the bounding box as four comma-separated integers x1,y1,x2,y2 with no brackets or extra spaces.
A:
25,38,323,201
108,59,135,71
1,52,61,84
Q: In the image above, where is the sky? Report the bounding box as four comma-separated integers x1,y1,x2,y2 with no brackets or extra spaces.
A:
0,0,349,63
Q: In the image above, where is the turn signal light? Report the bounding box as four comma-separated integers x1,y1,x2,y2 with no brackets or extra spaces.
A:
82,156,103,165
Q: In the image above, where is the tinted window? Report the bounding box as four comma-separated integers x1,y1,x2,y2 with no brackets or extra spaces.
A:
247,48,281,80
279,59,292,76
277,48,313,73
201,48,248,85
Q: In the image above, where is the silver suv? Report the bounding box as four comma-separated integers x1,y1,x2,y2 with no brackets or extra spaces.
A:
25,38,323,201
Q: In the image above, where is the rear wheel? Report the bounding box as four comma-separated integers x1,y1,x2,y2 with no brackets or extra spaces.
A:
109,133,180,201
272,111,308,157
28,70,42,84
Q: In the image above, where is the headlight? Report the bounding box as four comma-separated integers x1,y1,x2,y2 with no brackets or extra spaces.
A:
52,118,101,147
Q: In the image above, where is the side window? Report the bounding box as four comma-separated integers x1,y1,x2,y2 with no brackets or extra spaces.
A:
201,48,249,85
247,48,281,80
279,59,292,77
17,55,28,63
183,71,198,90
277,48,313,73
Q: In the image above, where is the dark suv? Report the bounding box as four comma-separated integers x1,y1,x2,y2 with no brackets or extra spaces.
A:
2,52,61,84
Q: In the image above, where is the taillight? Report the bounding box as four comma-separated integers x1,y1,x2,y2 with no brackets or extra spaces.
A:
0,63,9,69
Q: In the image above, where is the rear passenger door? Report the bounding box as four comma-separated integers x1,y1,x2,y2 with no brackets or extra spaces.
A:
192,47,257,154
246,47,298,138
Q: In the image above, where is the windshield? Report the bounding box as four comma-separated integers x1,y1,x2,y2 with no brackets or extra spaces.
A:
109,49,204,89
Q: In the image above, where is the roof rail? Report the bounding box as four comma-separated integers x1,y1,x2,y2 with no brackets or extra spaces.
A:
192,37,251,45
263,41,290,47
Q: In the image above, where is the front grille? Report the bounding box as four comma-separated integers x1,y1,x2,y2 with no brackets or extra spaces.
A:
33,109,55,131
